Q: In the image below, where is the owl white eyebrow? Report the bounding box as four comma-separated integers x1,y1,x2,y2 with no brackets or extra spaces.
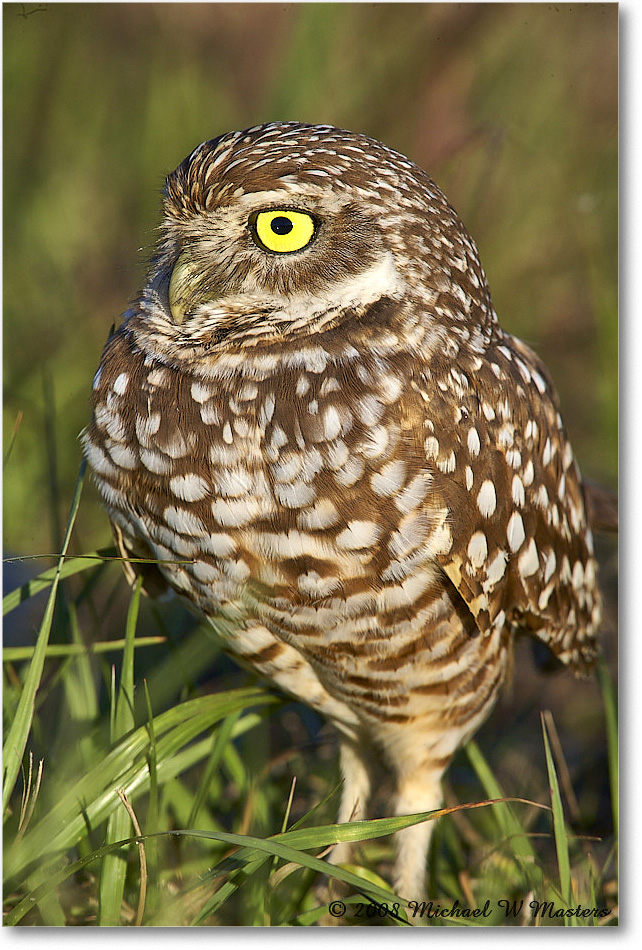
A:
235,185,333,210
291,251,404,315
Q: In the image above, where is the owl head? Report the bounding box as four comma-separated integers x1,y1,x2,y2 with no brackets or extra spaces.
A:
131,122,495,365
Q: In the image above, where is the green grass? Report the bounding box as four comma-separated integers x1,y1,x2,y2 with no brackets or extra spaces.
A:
2,469,618,926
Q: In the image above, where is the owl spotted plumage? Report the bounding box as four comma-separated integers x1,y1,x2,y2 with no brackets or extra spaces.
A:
82,122,601,898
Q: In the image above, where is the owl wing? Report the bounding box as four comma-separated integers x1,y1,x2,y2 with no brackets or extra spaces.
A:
414,332,600,675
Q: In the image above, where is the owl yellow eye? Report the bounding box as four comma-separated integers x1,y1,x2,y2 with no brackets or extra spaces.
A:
252,209,317,254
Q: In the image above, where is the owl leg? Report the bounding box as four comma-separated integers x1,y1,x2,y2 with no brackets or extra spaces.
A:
327,738,373,871
391,761,448,899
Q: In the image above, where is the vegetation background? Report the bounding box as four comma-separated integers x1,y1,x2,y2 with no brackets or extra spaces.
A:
3,1,617,927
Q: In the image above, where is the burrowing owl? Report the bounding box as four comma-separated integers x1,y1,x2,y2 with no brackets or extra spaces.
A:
82,122,601,898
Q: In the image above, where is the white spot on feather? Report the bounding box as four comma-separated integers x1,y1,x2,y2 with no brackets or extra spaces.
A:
135,413,161,441
233,417,250,438
164,506,207,536
334,455,365,487
225,559,251,583
498,423,514,447
140,447,172,475
238,382,258,401
425,436,440,460
323,406,342,440
191,381,213,404
297,572,341,598
147,368,169,387
531,370,547,393
511,475,525,507
320,376,341,396
518,538,539,578
360,425,390,459
467,531,488,568
357,395,384,426
98,482,128,511
296,375,310,397
543,549,557,583
506,449,522,470
275,481,316,508
212,497,264,527
380,374,403,403
486,549,507,585
572,560,585,591
324,439,348,471
214,468,253,498
371,459,406,496
104,411,127,442
542,438,553,466
467,427,481,457
538,581,555,610
169,473,210,502
113,373,129,395
106,441,137,470
535,484,550,509
507,511,525,552
437,451,456,474
200,402,220,425
160,430,193,459
477,480,497,518
192,561,219,583
297,498,340,530
336,520,381,550
259,393,276,427
256,530,327,560
395,474,430,514
83,440,117,477
270,425,288,450
201,533,236,557
388,512,430,557
272,453,302,482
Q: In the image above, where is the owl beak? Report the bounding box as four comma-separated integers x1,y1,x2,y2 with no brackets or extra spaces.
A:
168,250,225,325
168,250,197,324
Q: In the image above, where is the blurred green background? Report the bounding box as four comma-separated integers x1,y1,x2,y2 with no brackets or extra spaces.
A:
3,2,617,559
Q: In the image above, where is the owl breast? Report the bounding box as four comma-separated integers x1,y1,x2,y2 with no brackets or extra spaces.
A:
83,320,510,743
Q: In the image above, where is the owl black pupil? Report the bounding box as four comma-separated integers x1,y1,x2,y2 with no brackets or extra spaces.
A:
271,216,293,235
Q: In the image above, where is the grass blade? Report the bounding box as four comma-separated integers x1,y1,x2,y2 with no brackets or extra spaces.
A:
465,739,537,860
5,689,278,880
141,680,160,916
99,577,142,925
187,710,241,829
2,459,86,814
541,711,573,912
3,636,165,662
2,548,116,615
